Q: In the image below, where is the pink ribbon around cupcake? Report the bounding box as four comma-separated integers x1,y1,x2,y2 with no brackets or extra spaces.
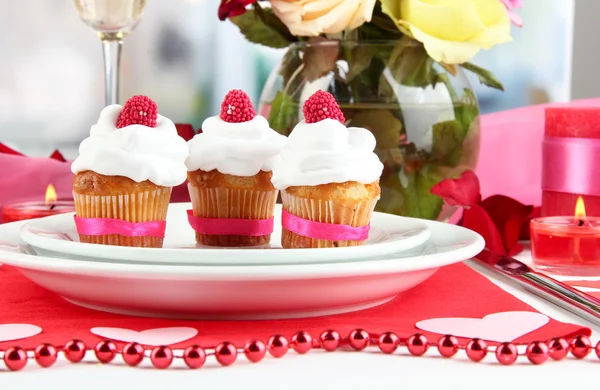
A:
72,210,371,241
73,217,167,238
186,209,369,240
186,210,274,237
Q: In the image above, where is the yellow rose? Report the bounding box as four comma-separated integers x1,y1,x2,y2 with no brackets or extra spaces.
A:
271,0,376,36
381,0,512,64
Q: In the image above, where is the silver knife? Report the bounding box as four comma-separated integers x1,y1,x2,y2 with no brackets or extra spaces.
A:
472,249,600,327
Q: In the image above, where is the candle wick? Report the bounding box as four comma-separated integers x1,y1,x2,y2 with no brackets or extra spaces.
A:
50,204,56,211
578,219,584,227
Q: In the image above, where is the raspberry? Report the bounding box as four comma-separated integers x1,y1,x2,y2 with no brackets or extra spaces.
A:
220,89,256,123
302,90,345,124
116,95,158,128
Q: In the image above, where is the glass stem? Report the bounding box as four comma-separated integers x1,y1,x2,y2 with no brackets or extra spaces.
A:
101,39,123,106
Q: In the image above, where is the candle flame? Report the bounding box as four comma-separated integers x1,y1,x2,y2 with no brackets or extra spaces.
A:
45,184,57,204
575,196,587,220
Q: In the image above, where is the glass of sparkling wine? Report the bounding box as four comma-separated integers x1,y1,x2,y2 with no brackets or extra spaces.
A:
74,0,147,105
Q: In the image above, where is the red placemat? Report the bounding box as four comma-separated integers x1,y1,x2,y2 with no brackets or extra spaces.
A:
0,263,590,349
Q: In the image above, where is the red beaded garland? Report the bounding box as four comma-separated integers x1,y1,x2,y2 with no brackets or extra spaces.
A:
63,340,86,363
570,335,592,359
465,338,488,362
407,334,429,356
548,338,569,361
183,345,206,369
319,330,341,352
377,332,400,354
495,342,518,365
122,343,145,366
437,335,459,358
267,335,289,358
3,347,27,371
291,331,313,354
150,346,173,369
94,340,117,364
348,329,370,351
244,340,267,363
2,330,600,371
215,342,238,366
526,341,549,365
34,344,58,368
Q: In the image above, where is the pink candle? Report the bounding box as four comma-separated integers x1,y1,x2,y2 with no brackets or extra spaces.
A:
542,107,600,217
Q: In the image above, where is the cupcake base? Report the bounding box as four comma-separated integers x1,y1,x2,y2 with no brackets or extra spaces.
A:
187,173,277,247
280,183,379,249
73,185,172,248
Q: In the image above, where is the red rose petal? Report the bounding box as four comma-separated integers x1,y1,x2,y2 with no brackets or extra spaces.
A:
462,204,507,255
49,150,66,162
480,195,533,254
174,124,196,142
430,170,481,208
0,143,23,156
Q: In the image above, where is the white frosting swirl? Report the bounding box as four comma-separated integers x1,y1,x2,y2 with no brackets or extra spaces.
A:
71,105,189,187
271,119,383,190
185,115,287,176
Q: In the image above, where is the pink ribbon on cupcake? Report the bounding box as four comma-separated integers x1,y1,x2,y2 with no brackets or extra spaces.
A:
73,216,167,238
281,210,370,241
187,210,274,236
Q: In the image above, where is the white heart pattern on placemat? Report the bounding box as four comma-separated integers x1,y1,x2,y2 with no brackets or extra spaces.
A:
416,311,549,342
0,324,42,342
90,327,198,346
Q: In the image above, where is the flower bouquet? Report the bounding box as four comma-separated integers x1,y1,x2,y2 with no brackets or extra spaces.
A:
219,0,522,220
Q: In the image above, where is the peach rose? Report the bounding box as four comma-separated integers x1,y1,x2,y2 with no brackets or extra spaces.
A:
270,0,376,36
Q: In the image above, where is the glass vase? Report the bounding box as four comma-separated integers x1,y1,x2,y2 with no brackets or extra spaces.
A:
258,39,480,221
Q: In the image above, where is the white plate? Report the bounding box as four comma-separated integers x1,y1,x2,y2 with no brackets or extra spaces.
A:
20,203,432,266
0,218,484,320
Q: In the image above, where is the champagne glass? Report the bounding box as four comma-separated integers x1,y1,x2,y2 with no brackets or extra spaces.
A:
74,0,147,105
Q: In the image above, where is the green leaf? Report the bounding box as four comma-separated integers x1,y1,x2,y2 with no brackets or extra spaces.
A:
280,49,303,95
432,120,463,166
454,88,479,137
266,91,298,135
252,3,296,43
460,62,504,91
346,45,374,82
377,164,443,220
348,110,403,147
230,9,292,49
303,38,340,82
378,39,436,97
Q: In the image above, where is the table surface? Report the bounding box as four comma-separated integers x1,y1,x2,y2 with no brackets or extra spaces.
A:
2,251,599,390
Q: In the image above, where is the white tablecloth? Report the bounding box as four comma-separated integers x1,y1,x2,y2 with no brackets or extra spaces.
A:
4,251,599,390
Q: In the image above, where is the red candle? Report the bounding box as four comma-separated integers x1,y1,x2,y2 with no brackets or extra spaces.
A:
542,107,600,217
0,185,74,223
531,197,600,276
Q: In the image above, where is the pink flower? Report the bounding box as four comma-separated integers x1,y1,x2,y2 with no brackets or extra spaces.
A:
500,0,523,27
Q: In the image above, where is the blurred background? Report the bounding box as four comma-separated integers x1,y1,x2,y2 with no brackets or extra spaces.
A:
0,0,575,157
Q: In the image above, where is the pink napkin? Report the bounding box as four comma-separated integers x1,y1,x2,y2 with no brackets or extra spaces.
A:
476,98,600,206
0,124,197,210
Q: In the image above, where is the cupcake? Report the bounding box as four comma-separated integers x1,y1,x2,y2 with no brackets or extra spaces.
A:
71,95,189,248
271,90,384,249
185,89,287,247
